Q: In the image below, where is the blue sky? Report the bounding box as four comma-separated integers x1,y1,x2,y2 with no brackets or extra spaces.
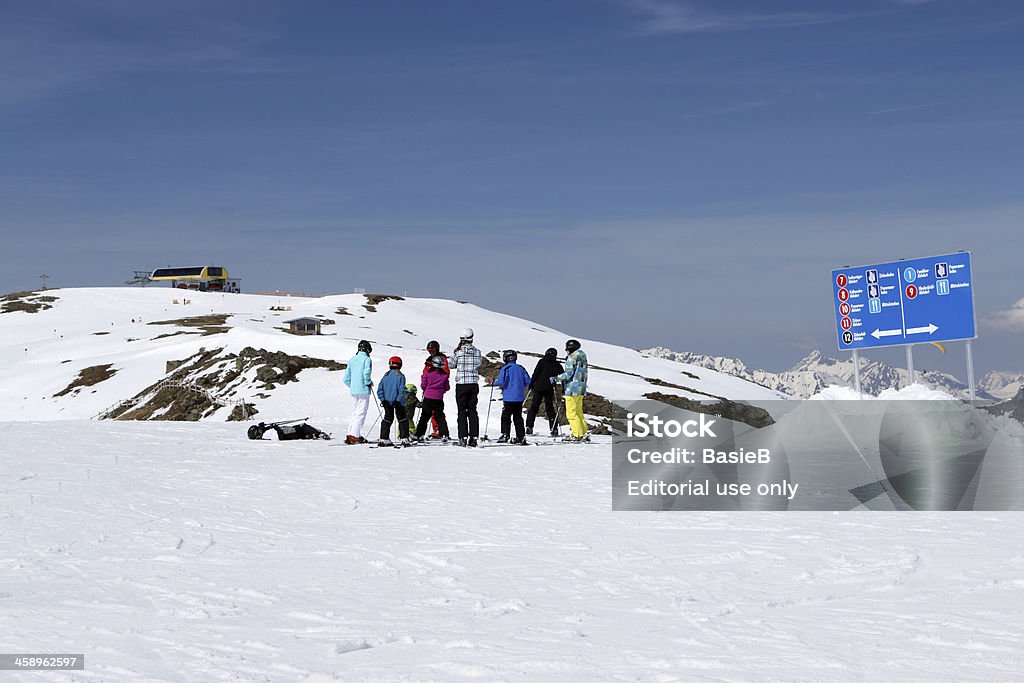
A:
2,0,1023,377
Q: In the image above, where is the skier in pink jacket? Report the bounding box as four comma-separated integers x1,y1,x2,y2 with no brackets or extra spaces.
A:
415,354,450,442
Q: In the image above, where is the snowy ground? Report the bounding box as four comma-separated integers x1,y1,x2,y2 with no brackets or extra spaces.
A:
3,420,1023,681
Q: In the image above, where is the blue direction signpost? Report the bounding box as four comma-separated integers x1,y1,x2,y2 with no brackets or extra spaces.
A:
830,251,978,400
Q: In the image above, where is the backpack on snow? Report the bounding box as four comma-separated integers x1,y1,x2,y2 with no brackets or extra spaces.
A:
247,419,332,441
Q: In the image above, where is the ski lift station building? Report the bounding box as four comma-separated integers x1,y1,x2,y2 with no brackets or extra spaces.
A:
149,266,240,292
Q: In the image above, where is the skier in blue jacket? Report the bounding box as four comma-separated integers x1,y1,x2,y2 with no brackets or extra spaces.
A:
376,356,410,446
493,349,532,444
342,340,373,444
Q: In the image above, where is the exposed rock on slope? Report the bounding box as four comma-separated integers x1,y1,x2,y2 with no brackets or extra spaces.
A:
54,364,117,397
983,387,1024,424
107,347,347,421
148,315,231,336
1,290,58,314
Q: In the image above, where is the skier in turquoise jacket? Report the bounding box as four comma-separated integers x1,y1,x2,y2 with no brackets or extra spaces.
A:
343,340,373,444
551,339,589,441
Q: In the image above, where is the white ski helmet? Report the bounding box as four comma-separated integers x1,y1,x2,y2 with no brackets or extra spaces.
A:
459,327,474,341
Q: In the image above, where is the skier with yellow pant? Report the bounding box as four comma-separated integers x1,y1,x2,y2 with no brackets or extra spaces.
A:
550,339,589,442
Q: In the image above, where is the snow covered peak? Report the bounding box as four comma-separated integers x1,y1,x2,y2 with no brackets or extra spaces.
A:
791,349,829,371
643,347,751,376
978,371,1024,400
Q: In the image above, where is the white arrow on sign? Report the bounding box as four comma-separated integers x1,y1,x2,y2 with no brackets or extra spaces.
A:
906,323,939,335
871,328,903,339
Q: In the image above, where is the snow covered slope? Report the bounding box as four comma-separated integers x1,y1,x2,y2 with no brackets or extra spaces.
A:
0,288,787,426
3,420,1023,681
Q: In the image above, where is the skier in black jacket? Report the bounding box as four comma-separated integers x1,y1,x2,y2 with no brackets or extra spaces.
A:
526,348,564,436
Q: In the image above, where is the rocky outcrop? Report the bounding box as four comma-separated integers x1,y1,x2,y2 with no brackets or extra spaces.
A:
363,294,405,312
105,347,346,422
147,315,230,336
1,291,58,314
54,364,117,397
983,386,1024,424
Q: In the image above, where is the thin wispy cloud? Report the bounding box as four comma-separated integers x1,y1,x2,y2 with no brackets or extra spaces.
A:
624,0,860,34
867,100,961,115
985,299,1024,333
0,4,283,106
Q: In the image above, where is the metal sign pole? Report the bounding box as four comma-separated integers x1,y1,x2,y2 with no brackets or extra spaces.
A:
906,344,915,386
966,340,976,404
852,349,862,399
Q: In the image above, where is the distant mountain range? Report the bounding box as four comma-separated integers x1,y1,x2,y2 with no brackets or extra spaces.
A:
978,371,1024,400
643,347,1022,401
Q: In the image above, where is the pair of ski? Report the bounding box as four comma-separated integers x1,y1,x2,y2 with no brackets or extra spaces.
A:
531,435,598,445
367,440,430,449
475,437,596,447
366,437,597,449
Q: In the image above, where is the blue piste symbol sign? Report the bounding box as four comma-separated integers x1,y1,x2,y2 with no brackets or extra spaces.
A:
830,252,976,351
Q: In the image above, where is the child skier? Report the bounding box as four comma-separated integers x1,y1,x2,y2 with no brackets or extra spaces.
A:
376,356,410,447
342,340,373,444
404,383,421,436
415,354,451,442
493,349,531,445
423,340,449,438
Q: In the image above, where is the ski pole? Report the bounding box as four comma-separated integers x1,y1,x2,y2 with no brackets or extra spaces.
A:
552,385,564,438
367,393,384,436
481,382,495,441
366,407,383,435
521,387,533,434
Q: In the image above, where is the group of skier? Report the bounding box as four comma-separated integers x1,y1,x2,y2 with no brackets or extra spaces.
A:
341,328,590,448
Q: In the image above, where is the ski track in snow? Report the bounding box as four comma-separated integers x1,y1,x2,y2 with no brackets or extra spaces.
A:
2,421,1023,681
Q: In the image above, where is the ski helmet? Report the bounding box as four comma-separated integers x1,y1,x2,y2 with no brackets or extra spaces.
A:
545,347,558,359
405,383,417,394
430,354,446,370
502,349,518,364
459,327,474,341
426,340,440,353
389,356,402,369
358,340,372,354
565,339,581,353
